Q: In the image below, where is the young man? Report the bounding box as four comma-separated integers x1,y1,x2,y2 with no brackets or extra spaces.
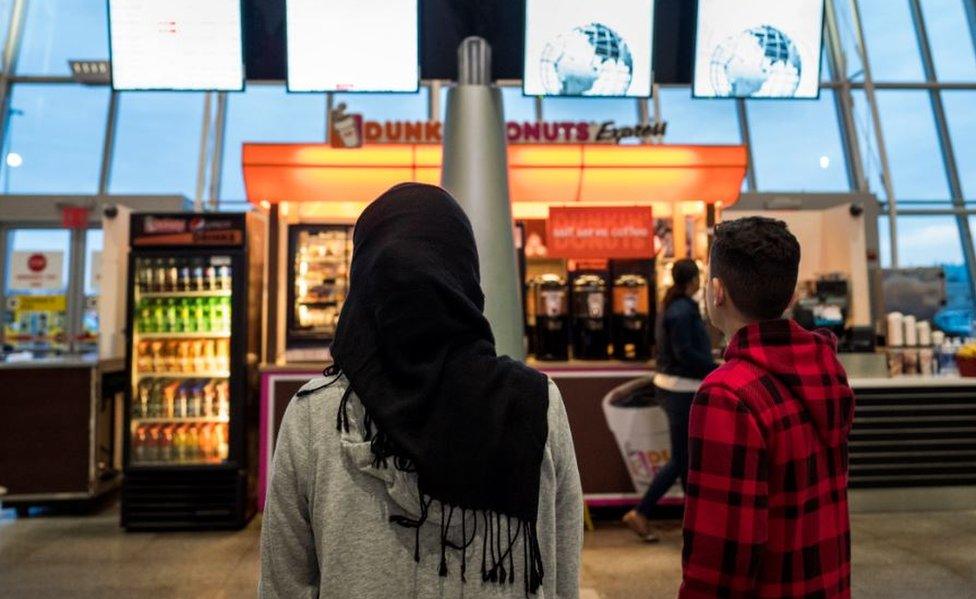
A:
680,217,855,598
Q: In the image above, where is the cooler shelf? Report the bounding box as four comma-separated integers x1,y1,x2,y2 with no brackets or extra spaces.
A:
137,290,232,299
135,332,231,340
136,372,230,380
132,417,230,424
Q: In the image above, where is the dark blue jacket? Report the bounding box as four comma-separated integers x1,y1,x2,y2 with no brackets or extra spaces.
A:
655,296,718,380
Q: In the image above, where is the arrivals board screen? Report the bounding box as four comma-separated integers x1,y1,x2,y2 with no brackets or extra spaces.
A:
286,0,419,93
108,0,244,91
523,0,654,98
693,0,825,99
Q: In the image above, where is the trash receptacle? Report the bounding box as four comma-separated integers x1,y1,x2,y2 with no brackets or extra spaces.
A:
601,379,683,499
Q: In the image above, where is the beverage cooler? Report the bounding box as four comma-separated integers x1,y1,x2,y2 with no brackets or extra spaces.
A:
122,213,264,530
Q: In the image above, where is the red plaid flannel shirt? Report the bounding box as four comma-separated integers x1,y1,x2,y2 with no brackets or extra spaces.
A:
680,319,854,598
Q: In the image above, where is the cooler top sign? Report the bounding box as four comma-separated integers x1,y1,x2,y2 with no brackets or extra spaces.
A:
131,213,246,248
547,206,654,259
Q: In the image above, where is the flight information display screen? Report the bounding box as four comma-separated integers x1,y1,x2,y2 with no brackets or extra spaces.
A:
523,0,654,97
693,0,825,99
286,0,420,93
108,0,245,91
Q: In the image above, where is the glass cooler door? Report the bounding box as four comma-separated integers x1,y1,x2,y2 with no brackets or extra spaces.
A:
287,225,353,345
128,254,234,467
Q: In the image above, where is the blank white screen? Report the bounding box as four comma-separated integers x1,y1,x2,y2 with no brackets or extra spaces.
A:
286,0,419,93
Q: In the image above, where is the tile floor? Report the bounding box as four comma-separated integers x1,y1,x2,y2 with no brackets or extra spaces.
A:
2,505,976,598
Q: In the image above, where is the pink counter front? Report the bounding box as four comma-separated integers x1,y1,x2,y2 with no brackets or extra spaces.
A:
258,361,675,510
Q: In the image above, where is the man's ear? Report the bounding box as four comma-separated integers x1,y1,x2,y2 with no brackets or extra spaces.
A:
710,277,725,306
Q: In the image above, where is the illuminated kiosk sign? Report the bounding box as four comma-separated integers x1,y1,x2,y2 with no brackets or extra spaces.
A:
329,104,667,148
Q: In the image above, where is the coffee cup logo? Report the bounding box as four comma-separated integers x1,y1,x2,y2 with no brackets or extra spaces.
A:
330,103,363,148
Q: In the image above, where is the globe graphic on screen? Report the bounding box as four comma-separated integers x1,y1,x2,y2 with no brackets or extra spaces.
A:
540,23,634,96
709,25,802,97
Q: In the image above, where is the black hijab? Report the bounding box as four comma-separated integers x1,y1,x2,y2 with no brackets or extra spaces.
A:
328,183,550,592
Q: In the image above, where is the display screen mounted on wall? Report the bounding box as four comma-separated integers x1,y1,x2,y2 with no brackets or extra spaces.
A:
286,0,419,93
108,0,245,91
523,0,654,98
693,0,825,99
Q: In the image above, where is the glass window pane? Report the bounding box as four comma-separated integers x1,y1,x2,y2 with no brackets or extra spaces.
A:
658,88,740,144
334,88,429,121
221,85,327,201
0,0,13,59
857,0,925,81
109,92,205,199
921,0,976,81
17,0,108,75
82,229,103,351
831,1,864,81
873,90,950,200
0,84,108,194
502,87,537,122
746,90,849,192
542,97,639,123
878,216,965,269
943,91,976,198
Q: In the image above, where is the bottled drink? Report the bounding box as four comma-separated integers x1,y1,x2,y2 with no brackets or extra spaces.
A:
163,381,178,418
178,299,192,333
217,265,231,291
176,383,189,418
150,341,165,373
205,265,217,292
194,298,209,332
133,426,147,463
199,423,214,460
178,261,192,292
215,423,228,460
187,425,200,461
153,299,166,333
136,341,152,373
165,259,179,292
145,425,161,462
215,339,230,372
203,339,217,373
135,381,151,418
203,380,216,416
216,380,230,418
139,301,153,333
188,382,202,417
154,259,167,293
192,259,205,292
174,425,188,463
160,426,175,463
220,297,232,332
137,260,152,293
165,299,178,333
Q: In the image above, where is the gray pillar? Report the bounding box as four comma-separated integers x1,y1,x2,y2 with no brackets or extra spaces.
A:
441,37,525,360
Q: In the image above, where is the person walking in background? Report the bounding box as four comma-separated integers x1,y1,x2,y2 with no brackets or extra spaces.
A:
622,259,718,543
259,183,583,599
680,217,854,598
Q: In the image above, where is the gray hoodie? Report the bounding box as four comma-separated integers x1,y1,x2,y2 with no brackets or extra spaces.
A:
259,376,583,598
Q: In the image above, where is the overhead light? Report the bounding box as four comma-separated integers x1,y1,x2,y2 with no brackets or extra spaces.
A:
5,152,23,168
819,155,831,169
68,60,111,85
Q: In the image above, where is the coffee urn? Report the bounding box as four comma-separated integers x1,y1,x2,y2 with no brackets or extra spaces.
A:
612,274,651,360
572,274,610,360
532,275,570,361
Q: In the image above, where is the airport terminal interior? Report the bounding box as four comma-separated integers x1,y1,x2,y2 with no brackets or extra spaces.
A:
3,0,976,597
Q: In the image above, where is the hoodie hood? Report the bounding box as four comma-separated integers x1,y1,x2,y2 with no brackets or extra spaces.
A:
724,319,854,448
339,393,465,530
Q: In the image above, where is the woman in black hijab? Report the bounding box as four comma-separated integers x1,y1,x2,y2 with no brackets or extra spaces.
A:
260,183,583,598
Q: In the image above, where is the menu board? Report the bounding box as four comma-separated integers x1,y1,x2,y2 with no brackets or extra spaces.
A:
693,0,825,99
286,0,419,92
108,0,244,91
523,0,654,97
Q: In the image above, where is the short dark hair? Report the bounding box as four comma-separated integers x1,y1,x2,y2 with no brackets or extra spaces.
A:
710,217,800,320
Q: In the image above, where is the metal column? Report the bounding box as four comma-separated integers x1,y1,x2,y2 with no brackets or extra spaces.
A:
735,99,757,192
97,91,120,195
193,93,214,212
207,92,228,211
909,0,976,299
0,0,27,165
848,0,900,266
825,0,869,193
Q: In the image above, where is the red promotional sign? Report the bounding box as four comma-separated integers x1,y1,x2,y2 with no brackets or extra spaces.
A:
28,253,47,272
547,206,654,259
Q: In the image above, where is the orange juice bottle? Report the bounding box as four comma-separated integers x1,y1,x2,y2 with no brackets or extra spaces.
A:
199,423,214,460
216,338,230,372
215,423,228,461
174,425,188,463
187,425,200,461
150,341,165,372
